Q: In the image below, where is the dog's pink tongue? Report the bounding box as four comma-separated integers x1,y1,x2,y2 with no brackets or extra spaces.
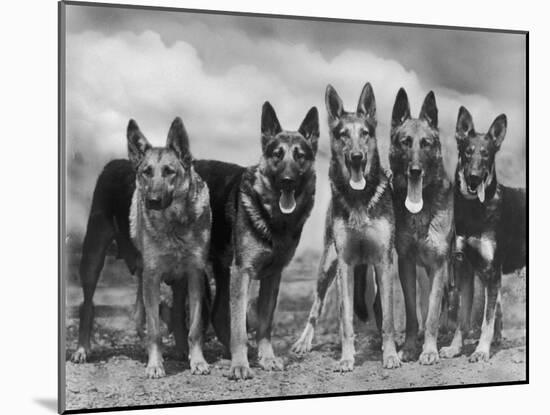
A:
349,168,366,190
477,181,486,203
279,190,296,214
405,176,423,214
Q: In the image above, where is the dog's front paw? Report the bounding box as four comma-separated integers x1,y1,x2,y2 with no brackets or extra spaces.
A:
146,362,166,379
469,350,490,363
398,343,419,362
259,356,284,371
419,350,440,365
190,359,210,375
291,326,314,355
334,359,354,373
70,347,88,364
383,352,402,369
227,364,254,380
440,345,461,359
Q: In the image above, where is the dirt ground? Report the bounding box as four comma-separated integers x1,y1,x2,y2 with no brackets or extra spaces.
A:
64,252,526,411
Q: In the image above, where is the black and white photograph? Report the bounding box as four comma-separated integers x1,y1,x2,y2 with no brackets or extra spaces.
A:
59,1,527,412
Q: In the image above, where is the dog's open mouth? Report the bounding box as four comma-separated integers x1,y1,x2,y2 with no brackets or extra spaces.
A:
467,181,486,203
349,166,366,190
405,175,423,214
279,189,296,214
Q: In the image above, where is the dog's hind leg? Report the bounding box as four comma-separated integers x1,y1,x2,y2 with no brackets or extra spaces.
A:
440,260,474,358
353,264,368,322
397,256,419,362
375,261,401,368
291,243,337,354
211,260,231,352
256,271,284,371
71,212,115,363
170,279,189,360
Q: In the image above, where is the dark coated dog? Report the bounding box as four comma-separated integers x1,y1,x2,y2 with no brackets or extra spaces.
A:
222,102,319,380
439,107,526,362
291,83,400,370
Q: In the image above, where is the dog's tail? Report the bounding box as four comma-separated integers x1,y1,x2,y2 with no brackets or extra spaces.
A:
353,265,369,322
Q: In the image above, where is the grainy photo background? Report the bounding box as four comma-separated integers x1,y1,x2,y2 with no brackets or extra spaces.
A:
63,2,526,412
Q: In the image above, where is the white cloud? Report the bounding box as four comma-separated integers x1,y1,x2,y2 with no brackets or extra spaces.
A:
65,28,526,253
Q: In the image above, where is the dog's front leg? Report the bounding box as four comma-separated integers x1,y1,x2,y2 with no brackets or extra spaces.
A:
469,275,501,362
335,259,355,372
143,269,165,378
257,272,283,371
228,267,254,380
419,262,446,365
397,255,419,362
375,261,401,368
187,269,210,374
440,261,473,358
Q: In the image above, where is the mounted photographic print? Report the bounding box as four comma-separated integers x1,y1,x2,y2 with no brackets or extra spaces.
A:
59,1,528,413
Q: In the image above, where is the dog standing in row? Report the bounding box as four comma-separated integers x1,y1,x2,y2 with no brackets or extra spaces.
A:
292,83,400,370
390,88,454,365
126,118,212,378
221,102,319,380
440,107,526,362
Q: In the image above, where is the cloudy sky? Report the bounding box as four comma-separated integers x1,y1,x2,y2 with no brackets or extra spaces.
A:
64,3,526,252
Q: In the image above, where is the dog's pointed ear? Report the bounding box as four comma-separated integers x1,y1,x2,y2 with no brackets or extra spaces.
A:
455,106,475,144
391,88,411,129
166,117,192,166
356,82,376,124
419,91,438,129
299,106,320,155
261,101,282,152
487,114,507,150
127,119,151,167
326,84,344,123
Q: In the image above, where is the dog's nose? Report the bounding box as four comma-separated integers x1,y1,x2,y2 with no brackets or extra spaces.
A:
280,177,296,189
146,196,163,210
468,174,482,188
350,152,364,164
408,167,423,179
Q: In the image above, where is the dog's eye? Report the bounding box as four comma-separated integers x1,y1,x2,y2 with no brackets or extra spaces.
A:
465,147,474,157
295,152,305,162
162,166,176,176
142,166,153,177
480,149,489,158
361,130,369,137
401,136,412,148
273,149,284,160
420,138,432,148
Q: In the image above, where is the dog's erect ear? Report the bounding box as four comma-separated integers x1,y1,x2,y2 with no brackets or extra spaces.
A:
487,114,507,150
326,84,344,122
356,82,376,124
299,106,320,155
419,91,438,129
166,117,192,166
455,106,475,143
127,119,151,167
261,101,282,152
391,88,411,129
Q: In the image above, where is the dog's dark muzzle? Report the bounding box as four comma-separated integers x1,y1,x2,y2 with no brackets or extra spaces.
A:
466,173,483,192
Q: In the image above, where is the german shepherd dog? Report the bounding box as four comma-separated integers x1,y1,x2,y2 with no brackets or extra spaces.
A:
70,117,213,379
390,88,454,365
291,83,400,370
127,117,212,378
221,102,319,380
439,107,526,362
